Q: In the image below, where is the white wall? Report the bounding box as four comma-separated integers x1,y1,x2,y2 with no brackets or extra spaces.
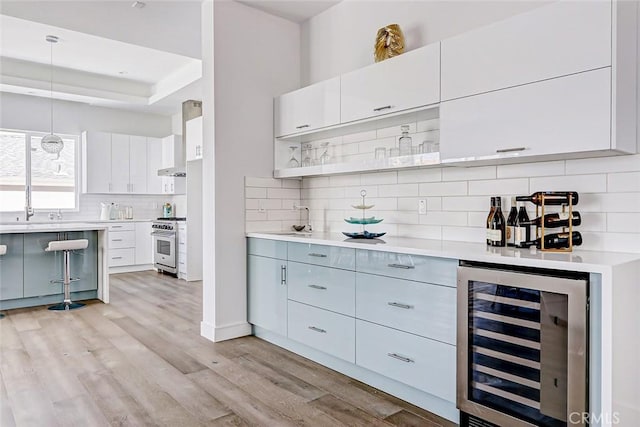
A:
301,0,546,85
0,92,173,221
201,0,300,341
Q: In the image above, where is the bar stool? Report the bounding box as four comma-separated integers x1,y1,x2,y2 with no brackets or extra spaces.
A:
0,244,5,318
45,239,88,311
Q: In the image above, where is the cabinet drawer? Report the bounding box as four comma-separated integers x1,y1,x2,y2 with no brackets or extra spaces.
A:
109,248,135,266
356,273,455,344
355,250,457,287
288,301,355,363
247,238,287,259
288,242,355,270
288,262,355,316
356,320,455,403
109,230,135,249
107,222,135,232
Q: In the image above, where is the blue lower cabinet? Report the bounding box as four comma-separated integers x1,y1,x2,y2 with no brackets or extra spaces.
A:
287,262,355,316
0,234,24,301
356,319,456,403
247,254,288,336
287,300,355,363
288,242,355,270
23,232,98,298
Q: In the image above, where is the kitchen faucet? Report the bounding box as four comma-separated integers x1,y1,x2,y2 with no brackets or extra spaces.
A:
25,185,34,221
294,205,312,232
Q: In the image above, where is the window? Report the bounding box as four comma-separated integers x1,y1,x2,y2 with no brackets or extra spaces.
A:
0,129,78,212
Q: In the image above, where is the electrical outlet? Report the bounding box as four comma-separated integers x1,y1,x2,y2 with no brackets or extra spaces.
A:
418,199,427,215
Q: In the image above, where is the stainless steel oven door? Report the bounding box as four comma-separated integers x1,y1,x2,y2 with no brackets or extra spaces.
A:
457,265,588,427
152,231,176,270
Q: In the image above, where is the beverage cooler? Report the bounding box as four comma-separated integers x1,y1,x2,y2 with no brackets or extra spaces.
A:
457,262,589,427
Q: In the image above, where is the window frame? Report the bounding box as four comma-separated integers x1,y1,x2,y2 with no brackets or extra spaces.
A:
0,127,80,213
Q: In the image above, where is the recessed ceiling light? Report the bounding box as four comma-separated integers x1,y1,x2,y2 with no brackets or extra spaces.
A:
131,1,145,8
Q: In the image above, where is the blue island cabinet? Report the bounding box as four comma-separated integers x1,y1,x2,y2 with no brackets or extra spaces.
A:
0,234,24,301
23,231,99,298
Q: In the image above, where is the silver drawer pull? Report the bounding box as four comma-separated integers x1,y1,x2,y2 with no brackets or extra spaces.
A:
296,124,310,129
308,326,326,333
281,265,287,285
387,302,413,309
308,253,327,258
308,285,327,290
112,239,123,242
387,353,414,363
496,147,526,153
373,105,392,112
387,263,415,269
112,256,123,260
112,226,122,228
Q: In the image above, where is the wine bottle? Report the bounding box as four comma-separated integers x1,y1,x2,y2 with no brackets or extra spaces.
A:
490,196,506,247
516,191,579,206
486,197,495,245
514,201,531,248
506,197,517,247
522,231,583,249
520,211,582,228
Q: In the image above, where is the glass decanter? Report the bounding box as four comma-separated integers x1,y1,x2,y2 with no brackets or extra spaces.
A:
398,125,412,156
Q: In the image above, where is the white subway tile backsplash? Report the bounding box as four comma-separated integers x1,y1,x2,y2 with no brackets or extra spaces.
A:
442,196,488,212
267,210,300,221
442,226,486,243
361,171,397,185
469,178,528,196
267,188,300,199
303,177,330,188
397,197,443,212
579,232,640,254
359,136,396,154
378,183,419,197
245,210,268,221
427,197,443,211
529,174,607,194
282,179,302,189
245,187,267,199
608,172,640,193
565,154,640,175
419,211,467,226
329,174,360,187
578,212,607,232
396,224,441,239
344,185,378,198
342,130,377,144
419,181,467,196
246,220,283,232
416,118,439,132
607,213,640,233
468,212,488,228
497,161,565,178
376,210,420,225
244,177,282,188
443,166,496,181
398,168,441,183
304,187,345,199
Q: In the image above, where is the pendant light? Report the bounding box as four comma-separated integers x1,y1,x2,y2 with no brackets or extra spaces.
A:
41,35,64,155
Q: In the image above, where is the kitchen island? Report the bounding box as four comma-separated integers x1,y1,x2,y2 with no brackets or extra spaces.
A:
0,222,110,309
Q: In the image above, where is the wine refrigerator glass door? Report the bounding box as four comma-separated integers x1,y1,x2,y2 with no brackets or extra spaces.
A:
457,265,588,427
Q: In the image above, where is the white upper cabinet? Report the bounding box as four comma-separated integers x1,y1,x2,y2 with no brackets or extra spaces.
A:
128,136,148,194
275,77,341,137
161,135,183,168
82,131,112,193
110,133,130,194
440,1,611,101
185,116,203,161
146,137,163,194
340,43,440,123
440,68,612,161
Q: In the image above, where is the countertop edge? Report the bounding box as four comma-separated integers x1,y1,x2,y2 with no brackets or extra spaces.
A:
246,232,640,273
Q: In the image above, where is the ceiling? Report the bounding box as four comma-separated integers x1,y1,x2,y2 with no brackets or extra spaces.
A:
0,2,202,115
238,0,341,23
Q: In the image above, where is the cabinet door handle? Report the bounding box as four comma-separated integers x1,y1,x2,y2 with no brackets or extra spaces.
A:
308,284,327,290
388,263,414,269
112,239,123,242
496,147,526,153
387,302,413,309
112,256,123,260
373,105,392,112
308,253,327,258
387,353,414,363
308,326,326,333
281,265,287,285
112,226,122,229
295,124,310,129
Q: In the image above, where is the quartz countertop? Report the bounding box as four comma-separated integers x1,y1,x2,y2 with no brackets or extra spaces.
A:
0,222,110,234
246,232,640,274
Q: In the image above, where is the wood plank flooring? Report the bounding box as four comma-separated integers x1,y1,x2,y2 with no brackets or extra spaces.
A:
0,271,457,427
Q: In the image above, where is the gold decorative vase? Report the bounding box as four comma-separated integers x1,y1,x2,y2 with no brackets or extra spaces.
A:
374,24,405,62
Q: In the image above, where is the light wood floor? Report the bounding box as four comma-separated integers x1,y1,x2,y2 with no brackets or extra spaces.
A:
0,271,456,426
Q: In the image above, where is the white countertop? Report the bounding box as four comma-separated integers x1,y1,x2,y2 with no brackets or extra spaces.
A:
247,232,640,274
0,222,110,234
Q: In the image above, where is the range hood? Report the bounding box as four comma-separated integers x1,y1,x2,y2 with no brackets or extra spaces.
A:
157,167,186,177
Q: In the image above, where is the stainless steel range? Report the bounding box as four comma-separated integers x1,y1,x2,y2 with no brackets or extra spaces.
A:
151,218,185,274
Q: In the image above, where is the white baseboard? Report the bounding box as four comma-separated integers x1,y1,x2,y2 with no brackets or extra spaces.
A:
109,264,154,274
200,320,251,342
